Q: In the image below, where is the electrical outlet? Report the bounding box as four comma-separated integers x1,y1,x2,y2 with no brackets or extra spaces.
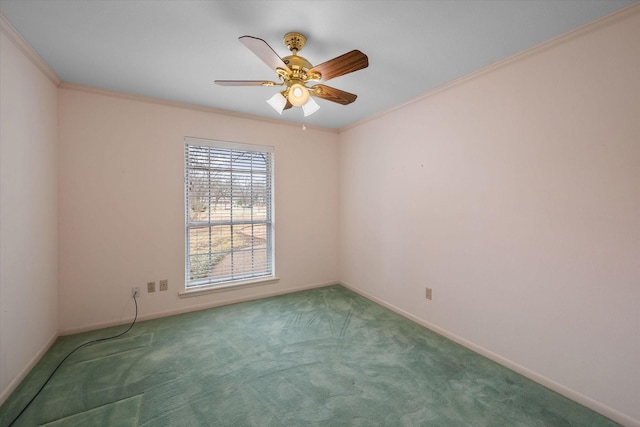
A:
147,281,156,293
132,287,140,298
425,287,433,300
159,280,168,291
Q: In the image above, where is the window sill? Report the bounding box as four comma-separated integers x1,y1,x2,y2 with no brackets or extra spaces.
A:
178,276,280,298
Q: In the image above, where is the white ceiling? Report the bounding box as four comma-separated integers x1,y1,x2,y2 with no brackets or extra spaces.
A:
0,0,635,129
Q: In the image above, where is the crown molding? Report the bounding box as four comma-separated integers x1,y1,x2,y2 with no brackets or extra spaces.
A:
58,82,338,134
340,1,640,133
0,13,61,86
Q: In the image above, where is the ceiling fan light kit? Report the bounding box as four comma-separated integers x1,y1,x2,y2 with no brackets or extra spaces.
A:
288,83,309,106
266,92,287,115
215,32,368,118
301,97,320,117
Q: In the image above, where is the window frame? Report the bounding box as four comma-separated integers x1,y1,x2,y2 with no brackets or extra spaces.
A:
184,137,275,292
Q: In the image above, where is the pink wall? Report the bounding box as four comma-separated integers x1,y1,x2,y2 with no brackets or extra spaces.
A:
338,7,639,425
57,87,339,333
0,21,59,403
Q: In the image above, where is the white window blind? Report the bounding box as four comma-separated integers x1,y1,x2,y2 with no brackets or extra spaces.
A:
185,137,274,288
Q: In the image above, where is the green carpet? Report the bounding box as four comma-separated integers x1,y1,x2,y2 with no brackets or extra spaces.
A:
0,285,617,426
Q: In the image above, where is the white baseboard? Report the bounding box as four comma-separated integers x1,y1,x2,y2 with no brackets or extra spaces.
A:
339,281,639,427
0,330,59,407
60,281,338,336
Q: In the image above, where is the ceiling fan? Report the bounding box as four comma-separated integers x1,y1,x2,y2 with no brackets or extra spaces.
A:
215,32,369,117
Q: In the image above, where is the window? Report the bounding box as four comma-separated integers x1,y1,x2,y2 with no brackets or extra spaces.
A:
185,137,274,289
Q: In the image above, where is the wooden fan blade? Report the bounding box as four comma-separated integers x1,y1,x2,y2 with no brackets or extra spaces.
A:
215,80,278,86
308,50,368,82
239,36,291,75
283,100,293,110
311,84,358,105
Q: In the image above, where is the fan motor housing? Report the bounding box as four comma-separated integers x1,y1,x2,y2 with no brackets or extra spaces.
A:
283,55,312,72
282,32,312,80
